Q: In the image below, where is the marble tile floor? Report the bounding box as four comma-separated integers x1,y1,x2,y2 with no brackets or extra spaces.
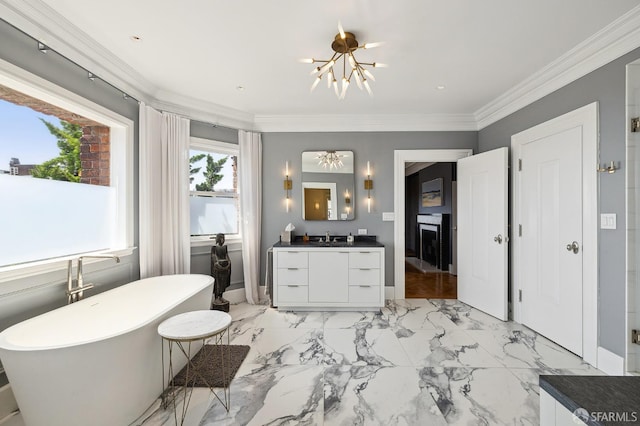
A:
135,299,603,426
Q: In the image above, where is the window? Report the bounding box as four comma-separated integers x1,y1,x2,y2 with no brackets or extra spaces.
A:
189,137,239,239
0,59,133,272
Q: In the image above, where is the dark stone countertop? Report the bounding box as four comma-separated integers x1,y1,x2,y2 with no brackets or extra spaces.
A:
539,375,640,425
273,235,384,248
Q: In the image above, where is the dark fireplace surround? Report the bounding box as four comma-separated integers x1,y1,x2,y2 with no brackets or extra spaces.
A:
417,214,450,271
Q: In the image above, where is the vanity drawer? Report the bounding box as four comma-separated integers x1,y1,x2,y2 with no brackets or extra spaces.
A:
348,285,381,305
348,268,381,286
277,284,309,303
277,268,308,285
277,251,308,268
349,251,380,269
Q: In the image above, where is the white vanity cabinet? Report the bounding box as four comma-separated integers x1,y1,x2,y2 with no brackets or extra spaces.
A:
273,246,385,310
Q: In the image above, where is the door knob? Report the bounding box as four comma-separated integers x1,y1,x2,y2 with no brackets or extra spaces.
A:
494,234,503,244
566,241,580,254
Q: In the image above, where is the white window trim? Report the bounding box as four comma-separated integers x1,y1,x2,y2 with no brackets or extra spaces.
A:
189,137,240,245
0,58,135,283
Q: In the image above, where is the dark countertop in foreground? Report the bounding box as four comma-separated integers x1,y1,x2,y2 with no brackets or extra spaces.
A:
273,235,384,248
540,375,640,425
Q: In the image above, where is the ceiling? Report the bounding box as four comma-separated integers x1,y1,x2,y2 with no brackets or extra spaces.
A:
3,0,640,130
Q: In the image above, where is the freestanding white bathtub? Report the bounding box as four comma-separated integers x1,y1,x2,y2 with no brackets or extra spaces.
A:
0,274,214,426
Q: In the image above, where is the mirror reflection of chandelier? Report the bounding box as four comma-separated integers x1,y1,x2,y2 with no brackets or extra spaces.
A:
316,150,344,170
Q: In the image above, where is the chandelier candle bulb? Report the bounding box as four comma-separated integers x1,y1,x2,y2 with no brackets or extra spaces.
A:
303,23,385,98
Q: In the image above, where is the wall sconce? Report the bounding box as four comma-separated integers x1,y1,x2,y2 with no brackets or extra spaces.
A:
364,161,373,213
284,161,292,212
597,161,619,174
345,190,351,215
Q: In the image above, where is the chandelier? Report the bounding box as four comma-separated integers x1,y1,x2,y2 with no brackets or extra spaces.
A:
302,22,386,99
316,150,344,170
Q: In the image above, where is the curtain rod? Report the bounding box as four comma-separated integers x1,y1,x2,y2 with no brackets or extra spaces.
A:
8,20,142,105
8,20,254,132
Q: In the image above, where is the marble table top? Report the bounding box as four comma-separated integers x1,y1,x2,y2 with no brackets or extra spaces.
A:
158,310,231,341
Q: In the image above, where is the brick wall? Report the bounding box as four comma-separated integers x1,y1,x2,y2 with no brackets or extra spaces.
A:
0,83,110,186
80,126,110,186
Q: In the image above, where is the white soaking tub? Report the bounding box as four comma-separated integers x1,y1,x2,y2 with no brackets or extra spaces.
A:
0,274,214,426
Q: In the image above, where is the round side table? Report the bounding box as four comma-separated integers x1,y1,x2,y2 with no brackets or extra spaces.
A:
158,310,232,426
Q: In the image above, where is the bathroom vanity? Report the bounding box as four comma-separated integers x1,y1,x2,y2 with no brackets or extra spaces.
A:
539,375,640,425
272,238,385,310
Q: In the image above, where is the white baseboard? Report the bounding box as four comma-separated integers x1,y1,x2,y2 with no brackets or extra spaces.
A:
597,346,625,375
385,287,396,300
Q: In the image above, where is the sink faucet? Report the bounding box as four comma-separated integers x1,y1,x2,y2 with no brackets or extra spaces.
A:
325,231,330,243
67,254,120,304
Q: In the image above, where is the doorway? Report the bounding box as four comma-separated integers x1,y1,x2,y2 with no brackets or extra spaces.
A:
393,149,472,299
404,162,457,298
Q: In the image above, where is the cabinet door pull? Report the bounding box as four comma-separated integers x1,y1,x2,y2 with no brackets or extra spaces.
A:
359,285,372,288
359,268,371,271
339,251,350,254
359,251,371,254
286,251,299,253
287,285,300,287
287,268,299,270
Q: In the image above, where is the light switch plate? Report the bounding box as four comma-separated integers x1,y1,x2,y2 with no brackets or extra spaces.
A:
601,213,617,229
382,212,395,221
358,228,367,235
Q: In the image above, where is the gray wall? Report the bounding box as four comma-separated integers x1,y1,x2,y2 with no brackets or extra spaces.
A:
479,46,640,357
261,132,478,287
0,19,140,332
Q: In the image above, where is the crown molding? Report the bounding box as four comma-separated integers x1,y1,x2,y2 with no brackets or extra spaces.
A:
475,4,640,130
152,90,255,131
0,0,156,103
253,113,478,132
3,0,640,133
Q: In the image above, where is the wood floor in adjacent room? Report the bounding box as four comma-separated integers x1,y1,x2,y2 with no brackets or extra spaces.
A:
405,259,457,299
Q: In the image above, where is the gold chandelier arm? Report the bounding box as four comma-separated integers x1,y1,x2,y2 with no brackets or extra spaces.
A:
316,52,340,77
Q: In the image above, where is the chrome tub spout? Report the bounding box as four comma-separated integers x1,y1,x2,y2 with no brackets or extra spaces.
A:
67,254,120,304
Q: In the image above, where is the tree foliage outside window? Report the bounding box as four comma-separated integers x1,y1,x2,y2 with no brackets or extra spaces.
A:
189,140,239,237
30,119,82,182
195,154,228,192
189,153,206,183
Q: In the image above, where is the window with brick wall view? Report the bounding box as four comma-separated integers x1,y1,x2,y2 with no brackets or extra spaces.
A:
189,138,239,237
0,85,116,266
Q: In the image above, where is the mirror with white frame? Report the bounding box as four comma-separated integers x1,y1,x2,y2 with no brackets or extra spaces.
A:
301,150,355,221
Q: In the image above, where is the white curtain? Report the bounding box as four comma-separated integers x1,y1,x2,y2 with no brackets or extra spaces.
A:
238,130,262,304
139,103,191,278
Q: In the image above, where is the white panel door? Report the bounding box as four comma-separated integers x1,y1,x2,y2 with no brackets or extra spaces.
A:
520,127,583,355
457,147,509,320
